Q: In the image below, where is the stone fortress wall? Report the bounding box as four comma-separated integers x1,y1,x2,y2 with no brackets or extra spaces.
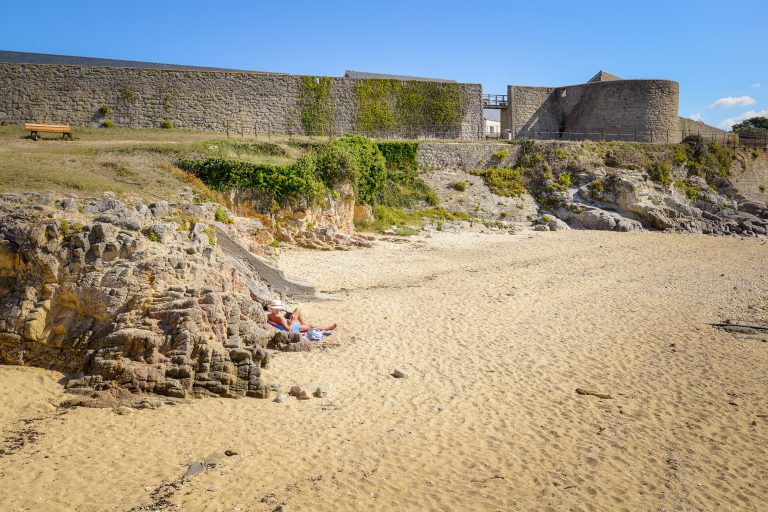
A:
0,56,730,144
501,78,684,143
678,117,731,141
0,63,483,139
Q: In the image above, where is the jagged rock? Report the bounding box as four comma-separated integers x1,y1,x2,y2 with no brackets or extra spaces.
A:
149,201,170,219
0,194,291,399
578,209,643,232
541,215,570,231
147,223,177,244
392,368,409,379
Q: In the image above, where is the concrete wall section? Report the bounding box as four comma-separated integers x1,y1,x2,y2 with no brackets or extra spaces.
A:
0,63,482,139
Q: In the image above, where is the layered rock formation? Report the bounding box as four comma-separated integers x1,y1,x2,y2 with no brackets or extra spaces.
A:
0,193,295,398
556,169,768,236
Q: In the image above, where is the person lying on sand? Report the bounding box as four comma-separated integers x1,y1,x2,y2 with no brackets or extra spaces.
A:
267,299,336,333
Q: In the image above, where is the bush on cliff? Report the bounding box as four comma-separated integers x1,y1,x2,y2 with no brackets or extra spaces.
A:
377,141,419,171
470,168,526,198
176,157,325,202
330,136,387,205
177,136,389,205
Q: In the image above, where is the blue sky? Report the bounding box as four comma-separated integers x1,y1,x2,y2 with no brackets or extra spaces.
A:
3,0,766,129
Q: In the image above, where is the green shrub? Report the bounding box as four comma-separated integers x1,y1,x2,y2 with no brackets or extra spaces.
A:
176,157,325,203
215,207,234,224
647,162,672,186
395,226,419,236
589,179,605,198
759,184,765,192
98,105,112,117
377,141,419,170
670,146,687,165
554,148,568,160
707,142,734,177
492,148,510,161
752,148,761,159
686,186,700,200
219,141,287,156
682,135,706,161
378,168,438,208
100,119,114,129
147,232,159,242
604,150,620,168
451,181,468,192
556,172,572,189
471,167,526,197
356,205,470,233
204,226,217,246
160,118,173,129
500,211,508,218
328,136,387,205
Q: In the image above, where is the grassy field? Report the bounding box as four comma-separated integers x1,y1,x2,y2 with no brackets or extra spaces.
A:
0,125,308,201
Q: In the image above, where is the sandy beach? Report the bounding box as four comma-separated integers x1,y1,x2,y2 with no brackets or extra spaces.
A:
1,230,767,512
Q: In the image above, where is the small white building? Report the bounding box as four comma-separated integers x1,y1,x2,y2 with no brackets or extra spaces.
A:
483,118,501,136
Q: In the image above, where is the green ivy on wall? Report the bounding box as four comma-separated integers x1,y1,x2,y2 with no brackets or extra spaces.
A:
354,79,463,133
299,76,334,136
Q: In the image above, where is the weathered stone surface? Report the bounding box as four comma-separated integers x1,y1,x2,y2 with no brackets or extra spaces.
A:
0,193,292,399
0,63,482,139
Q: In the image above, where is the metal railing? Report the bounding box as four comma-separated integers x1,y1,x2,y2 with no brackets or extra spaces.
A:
737,135,768,149
507,128,740,146
482,94,508,109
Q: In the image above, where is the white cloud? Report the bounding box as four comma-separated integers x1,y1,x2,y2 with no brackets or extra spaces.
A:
688,113,704,122
751,83,762,88
709,96,757,109
718,110,768,129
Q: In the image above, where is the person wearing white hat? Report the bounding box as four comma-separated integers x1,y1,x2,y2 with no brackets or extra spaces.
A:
267,299,336,333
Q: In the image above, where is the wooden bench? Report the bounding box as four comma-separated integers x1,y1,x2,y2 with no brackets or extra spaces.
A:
25,123,73,140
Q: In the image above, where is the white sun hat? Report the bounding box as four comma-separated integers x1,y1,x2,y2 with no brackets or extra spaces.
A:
268,299,287,311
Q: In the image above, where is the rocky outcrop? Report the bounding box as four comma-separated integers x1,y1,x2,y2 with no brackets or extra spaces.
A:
227,182,374,251
0,193,300,399
563,170,768,236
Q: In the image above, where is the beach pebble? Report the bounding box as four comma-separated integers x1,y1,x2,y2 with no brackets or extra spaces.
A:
183,462,207,480
314,384,335,398
392,368,409,379
289,386,311,400
274,393,289,403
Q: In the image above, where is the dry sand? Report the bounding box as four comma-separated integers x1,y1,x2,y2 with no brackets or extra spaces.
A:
1,230,767,511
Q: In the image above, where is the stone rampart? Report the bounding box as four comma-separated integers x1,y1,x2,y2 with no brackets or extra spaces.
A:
0,63,482,139
502,79,682,143
417,142,521,170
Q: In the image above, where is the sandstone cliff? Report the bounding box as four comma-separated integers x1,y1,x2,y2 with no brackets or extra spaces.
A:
0,193,305,398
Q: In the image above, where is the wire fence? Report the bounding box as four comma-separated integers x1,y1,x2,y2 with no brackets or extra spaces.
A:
220,118,762,147
485,128,746,146
237,121,469,141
